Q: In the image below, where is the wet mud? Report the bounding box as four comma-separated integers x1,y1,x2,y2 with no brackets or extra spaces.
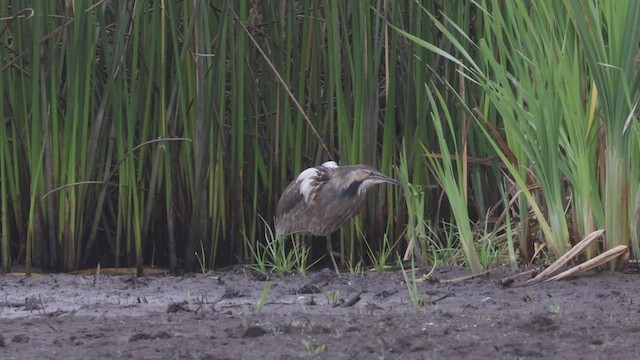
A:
1,266,639,359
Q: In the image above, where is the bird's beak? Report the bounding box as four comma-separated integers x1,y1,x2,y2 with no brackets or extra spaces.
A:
368,172,401,186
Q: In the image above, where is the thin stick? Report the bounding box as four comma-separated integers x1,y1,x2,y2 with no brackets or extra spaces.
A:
228,6,333,159
439,268,493,283
41,137,191,199
500,267,542,286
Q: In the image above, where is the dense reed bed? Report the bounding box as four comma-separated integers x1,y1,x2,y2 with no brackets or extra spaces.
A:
0,1,638,274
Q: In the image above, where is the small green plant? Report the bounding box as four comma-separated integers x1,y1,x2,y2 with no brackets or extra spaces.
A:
245,233,270,275
345,259,364,276
432,221,465,266
262,218,297,276
302,340,327,356
365,233,401,274
325,290,340,305
245,219,315,277
399,256,427,312
195,241,207,274
291,236,321,277
266,235,298,276
476,210,507,268
477,234,504,268
256,282,272,314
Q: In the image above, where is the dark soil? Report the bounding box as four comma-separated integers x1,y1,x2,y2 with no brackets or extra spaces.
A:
1,266,639,359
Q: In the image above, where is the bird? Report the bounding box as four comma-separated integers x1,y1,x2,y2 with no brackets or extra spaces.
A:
275,161,401,273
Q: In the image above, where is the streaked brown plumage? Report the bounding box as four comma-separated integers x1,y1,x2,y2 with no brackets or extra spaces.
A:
275,161,400,271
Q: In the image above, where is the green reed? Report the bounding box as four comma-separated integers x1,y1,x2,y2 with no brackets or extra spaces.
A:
2,1,636,274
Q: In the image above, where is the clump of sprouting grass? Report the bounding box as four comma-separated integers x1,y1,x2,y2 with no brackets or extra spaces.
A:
477,234,504,269
256,282,272,314
245,234,295,277
265,235,298,277
302,340,326,356
365,233,401,274
430,221,465,266
290,235,321,277
245,231,270,275
398,256,427,312
244,220,314,277
345,260,365,276
325,290,340,305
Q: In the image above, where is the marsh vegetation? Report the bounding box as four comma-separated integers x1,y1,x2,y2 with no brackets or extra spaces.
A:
0,1,638,277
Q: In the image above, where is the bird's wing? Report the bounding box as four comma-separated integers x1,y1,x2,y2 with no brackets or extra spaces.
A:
302,166,331,203
275,179,305,234
275,165,333,236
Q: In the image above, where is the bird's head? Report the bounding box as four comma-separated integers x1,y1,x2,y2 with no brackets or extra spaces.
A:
336,165,401,196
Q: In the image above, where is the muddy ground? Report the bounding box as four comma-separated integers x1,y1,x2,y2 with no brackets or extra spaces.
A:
1,265,639,360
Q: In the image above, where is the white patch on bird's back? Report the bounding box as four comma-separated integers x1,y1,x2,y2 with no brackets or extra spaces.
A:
321,161,338,168
297,167,319,203
296,162,337,203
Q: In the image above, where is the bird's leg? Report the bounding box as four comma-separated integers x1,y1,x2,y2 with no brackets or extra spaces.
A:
326,236,340,274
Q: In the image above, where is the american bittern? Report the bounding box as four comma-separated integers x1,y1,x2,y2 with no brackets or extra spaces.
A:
276,161,400,272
